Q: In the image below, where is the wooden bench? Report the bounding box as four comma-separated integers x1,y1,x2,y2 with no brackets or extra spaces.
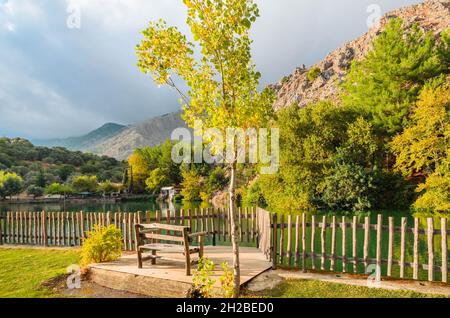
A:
134,223,206,276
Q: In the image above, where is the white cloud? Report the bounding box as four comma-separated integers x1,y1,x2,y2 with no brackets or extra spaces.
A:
4,21,14,31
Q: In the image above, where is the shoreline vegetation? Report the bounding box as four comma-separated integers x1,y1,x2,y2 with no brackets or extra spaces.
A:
0,194,156,205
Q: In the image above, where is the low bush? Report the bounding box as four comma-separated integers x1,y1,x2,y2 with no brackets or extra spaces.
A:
80,224,123,267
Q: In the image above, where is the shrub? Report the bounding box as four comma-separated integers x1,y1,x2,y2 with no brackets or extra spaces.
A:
219,262,235,298
307,67,321,82
80,224,123,267
189,257,216,298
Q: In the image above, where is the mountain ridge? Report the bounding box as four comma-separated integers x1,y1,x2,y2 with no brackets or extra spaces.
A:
32,122,127,151
270,0,450,111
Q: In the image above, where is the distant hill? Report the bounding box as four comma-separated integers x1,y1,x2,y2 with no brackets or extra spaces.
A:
91,111,188,161
32,123,127,151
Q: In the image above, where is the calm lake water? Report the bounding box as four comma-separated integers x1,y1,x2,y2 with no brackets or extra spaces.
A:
0,199,206,214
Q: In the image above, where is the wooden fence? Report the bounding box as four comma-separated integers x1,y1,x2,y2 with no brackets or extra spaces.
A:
270,214,449,283
0,208,261,251
1,209,448,284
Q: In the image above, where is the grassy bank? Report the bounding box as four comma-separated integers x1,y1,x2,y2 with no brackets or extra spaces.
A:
254,279,447,298
0,248,80,298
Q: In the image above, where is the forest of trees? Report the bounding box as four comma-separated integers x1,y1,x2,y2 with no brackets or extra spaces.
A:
243,20,449,215
126,19,449,216
0,138,125,199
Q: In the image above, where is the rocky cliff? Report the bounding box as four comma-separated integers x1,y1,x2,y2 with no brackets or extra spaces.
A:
271,0,450,111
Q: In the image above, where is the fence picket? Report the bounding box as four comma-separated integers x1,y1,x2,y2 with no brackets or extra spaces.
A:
441,218,448,283
279,214,285,265
427,218,435,282
310,215,316,270
400,217,407,279
388,217,394,277
330,216,337,271
295,215,300,266
287,215,292,266
320,216,327,270
376,214,382,282
342,216,347,273
363,217,370,272
413,218,419,280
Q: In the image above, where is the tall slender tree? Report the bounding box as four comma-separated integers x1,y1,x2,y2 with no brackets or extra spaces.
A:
137,0,274,297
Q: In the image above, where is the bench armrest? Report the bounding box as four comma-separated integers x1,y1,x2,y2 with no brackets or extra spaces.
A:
188,232,207,238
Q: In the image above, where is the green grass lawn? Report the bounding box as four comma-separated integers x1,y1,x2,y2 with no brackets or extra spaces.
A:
257,279,447,298
0,248,80,298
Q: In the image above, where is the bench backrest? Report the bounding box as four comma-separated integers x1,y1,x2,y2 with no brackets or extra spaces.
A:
135,223,190,245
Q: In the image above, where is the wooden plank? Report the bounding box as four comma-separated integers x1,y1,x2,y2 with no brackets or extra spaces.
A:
204,208,210,236
187,209,192,233
193,208,198,233
222,208,227,242
388,217,394,277
15,212,19,244
132,213,137,249
61,212,66,246
217,207,221,240
279,214,285,265
251,207,255,242
71,212,76,247
123,213,128,250
302,213,307,272
128,213,133,251
427,218,435,282
238,207,243,242
145,233,185,243
201,208,206,233
413,218,419,280
245,207,250,243
287,214,292,266
37,212,41,245
56,212,61,246
441,218,448,283
342,216,347,273
376,214,382,282
330,216,337,271
42,211,48,247
400,217,407,279
0,213,3,245
26,212,30,244
6,212,10,243
6,212,11,243
155,210,161,244
321,216,327,271
295,215,300,266
363,216,370,272
272,213,278,269
310,215,316,270
352,216,359,274
19,211,23,243
66,212,71,246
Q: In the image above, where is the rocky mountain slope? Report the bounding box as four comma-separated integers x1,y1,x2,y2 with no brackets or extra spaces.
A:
91,111,187,160
271,0,450,111
32,123,127,151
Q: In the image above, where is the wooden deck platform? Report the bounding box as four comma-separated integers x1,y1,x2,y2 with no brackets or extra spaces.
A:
89,246,272,298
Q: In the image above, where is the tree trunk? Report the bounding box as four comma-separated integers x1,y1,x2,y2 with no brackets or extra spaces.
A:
229,163,240,298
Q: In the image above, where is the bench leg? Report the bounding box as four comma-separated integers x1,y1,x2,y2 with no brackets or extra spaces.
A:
185,253,191,276
151,250,157,265
137,248,143,269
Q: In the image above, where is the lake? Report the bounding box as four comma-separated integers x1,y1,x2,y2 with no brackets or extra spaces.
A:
0,199,207,214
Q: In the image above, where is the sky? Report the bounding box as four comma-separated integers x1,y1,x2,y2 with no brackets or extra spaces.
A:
0,0,423,139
